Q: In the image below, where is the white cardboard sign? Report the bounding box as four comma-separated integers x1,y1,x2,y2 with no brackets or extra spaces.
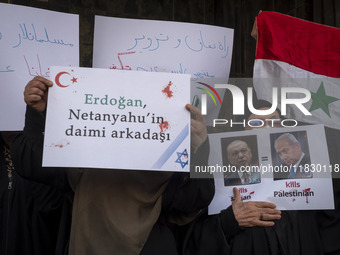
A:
206,125,334,212
0,3,79,130
43,66,191,172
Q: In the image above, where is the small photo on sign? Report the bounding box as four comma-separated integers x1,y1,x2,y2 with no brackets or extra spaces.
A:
220,135,260,186
270,131,312,181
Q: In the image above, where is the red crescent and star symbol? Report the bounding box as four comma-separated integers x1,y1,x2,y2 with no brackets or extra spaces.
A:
55,71,78,88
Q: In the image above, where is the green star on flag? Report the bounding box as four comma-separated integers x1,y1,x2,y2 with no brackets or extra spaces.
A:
253,11,340,129
309,82,340,118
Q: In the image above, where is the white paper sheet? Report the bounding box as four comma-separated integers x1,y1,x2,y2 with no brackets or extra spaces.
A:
43,66,191,172
0,3,79,130
206,125,334,212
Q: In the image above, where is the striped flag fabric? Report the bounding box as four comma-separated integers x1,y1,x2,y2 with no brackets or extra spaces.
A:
253,13,340,254
253,11,340,129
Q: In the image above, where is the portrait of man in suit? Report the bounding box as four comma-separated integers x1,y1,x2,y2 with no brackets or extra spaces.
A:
223,139,261,186
273,132,313,180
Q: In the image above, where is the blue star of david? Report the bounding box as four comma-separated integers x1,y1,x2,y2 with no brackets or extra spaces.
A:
175,149,189,169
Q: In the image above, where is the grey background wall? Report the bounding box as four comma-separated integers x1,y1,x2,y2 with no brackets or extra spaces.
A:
2,0,339,78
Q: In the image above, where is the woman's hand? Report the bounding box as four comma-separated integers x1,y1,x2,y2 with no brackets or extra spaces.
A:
232,187,281,227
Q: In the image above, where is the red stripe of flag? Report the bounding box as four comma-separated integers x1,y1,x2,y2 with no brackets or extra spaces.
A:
255,11,340,78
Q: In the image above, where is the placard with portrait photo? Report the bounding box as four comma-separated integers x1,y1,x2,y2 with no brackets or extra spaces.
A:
206,124,334,214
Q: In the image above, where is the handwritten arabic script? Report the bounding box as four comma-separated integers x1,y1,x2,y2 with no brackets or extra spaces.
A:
24,54,50,78
13,23,74,48
93,16,233,80
127,31,229,58
0,66,14,73
109,51,135,70
0,3,79,131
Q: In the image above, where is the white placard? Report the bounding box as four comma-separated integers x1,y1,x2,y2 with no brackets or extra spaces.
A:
43,66,191,172
0,3,79,130
206,125,334,213
93,16,233,80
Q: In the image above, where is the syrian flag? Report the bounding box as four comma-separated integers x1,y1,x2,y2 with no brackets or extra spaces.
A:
253,11,340,129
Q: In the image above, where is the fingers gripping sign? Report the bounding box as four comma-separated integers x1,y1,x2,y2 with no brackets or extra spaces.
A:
24,76,53,113
231,187,281,228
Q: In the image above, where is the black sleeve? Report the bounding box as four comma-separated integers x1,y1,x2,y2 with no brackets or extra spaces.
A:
163,137,243,255
219,206,243,239
162,138,214,214
162,172,215,214
11,106,69,191
180,207,242,255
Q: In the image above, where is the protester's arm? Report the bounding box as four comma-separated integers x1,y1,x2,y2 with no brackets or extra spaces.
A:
181,209,236,255
162,143,213,219
181,186,281,255
11,77,68,190
161,104,214,219
187,186,282,240
186,104,207,155
162,172,215,218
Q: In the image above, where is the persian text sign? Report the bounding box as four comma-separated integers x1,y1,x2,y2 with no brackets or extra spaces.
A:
0,3,79,130
43,66,191,172
93,16,233,80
